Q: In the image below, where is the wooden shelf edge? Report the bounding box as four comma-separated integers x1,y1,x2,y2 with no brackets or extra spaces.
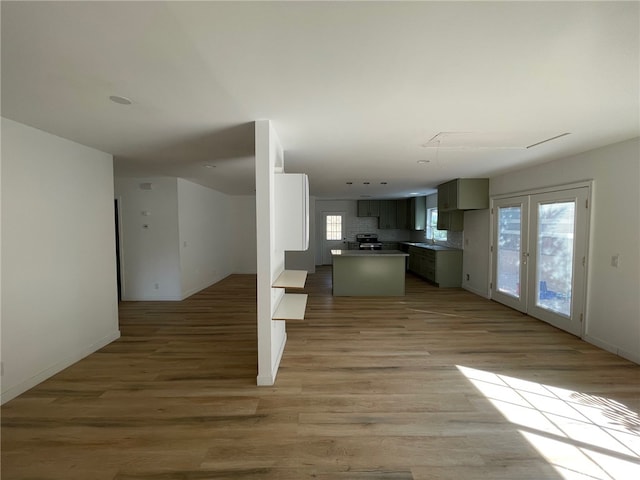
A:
273,293,308,320
273,270,308,289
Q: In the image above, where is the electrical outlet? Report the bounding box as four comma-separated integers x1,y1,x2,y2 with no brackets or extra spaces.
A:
611,254,620,268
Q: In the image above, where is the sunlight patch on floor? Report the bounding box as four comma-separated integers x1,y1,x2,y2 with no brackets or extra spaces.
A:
457,365,640,479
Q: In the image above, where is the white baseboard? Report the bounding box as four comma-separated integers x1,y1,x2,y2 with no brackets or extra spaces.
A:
256,332,287,386
0,330,121,405
462,284,490,299
584,334,640,365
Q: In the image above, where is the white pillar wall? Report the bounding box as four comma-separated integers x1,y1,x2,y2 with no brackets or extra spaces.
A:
255,120,287,385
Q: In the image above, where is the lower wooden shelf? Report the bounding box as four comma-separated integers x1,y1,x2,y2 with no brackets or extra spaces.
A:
273,293,308,320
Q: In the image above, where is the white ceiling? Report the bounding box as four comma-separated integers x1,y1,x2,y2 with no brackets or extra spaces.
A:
2,1,638,199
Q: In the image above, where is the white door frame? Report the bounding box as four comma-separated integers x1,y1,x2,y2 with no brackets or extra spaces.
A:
322,212,346,265
490,181,592,337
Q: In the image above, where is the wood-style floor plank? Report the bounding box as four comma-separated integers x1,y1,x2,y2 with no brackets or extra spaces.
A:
2,267,639,479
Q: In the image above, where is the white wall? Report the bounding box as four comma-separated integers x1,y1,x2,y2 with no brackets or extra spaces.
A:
177,179,235,297
1,118,120,404
115,177,249,300
114,177,182,300
255,120,287,386
231,195,258,274
468,137,639,362
461,209,491,297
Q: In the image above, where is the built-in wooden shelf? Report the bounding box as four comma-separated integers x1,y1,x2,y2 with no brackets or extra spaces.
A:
273,270,307,289
273,293,308,320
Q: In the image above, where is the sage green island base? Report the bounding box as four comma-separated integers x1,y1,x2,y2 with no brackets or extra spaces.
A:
331,250,409,296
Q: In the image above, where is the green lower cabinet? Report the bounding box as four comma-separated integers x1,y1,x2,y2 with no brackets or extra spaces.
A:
408,246,462,287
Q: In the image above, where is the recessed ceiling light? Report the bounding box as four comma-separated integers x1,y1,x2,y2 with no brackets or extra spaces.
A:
204,164,216,169
380,182,388,184
363,182,370,185
346,181,353,185
109,95,132,105
417,160,430,164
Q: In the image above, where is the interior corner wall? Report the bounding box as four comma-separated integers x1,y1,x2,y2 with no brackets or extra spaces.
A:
487,137,640,363
177,179,235,297
114,177,182,300
1,117,120,404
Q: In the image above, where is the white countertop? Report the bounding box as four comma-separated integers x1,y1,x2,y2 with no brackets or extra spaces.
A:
331,249,409,257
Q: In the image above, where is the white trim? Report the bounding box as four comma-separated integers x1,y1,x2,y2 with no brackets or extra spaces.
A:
492,180,593,201
0,330,121,405
584,335,640,365
489,181,593,338
463,285,490,299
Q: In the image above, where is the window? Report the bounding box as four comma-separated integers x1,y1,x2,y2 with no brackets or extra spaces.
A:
325,215,342,240
426,208,447,242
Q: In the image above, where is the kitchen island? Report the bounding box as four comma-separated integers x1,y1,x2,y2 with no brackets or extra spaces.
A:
331,249,409,296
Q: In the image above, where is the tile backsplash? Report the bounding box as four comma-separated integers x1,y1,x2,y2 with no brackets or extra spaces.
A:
345,215,463,248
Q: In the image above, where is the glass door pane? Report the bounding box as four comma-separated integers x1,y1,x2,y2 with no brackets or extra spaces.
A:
497,206,522,298
492,196,528,313
535,201,575,317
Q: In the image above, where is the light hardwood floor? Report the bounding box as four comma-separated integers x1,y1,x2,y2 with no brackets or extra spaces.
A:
2,267,639,479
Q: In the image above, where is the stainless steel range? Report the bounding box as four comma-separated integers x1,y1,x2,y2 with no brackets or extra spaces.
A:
356,233,382,250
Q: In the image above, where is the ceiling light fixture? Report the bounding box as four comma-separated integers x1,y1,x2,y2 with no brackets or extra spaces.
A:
417,160,430,164
380,182,388,185
526,133,571,149
204,164,216,169
346,181,353,185
363,182,370,185
109,95,132,105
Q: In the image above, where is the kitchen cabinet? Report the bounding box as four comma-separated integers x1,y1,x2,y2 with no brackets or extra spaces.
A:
437,210,464,232
438,178,489,212
409,196,426,230
378,200,398,229
357,200,380,217
396,199,409,229
408,245,462,287
275,173,309,250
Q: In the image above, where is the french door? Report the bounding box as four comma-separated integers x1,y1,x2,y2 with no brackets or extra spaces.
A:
492,186,590,336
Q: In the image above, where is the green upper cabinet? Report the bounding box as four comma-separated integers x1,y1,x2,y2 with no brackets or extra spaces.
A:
357,200,380,217
378,200,398,229
438,178,489,212
409,196,426,230
437,210,464,231
396,199,409,229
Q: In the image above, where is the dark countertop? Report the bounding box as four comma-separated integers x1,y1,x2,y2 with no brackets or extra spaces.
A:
400,242,462,251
